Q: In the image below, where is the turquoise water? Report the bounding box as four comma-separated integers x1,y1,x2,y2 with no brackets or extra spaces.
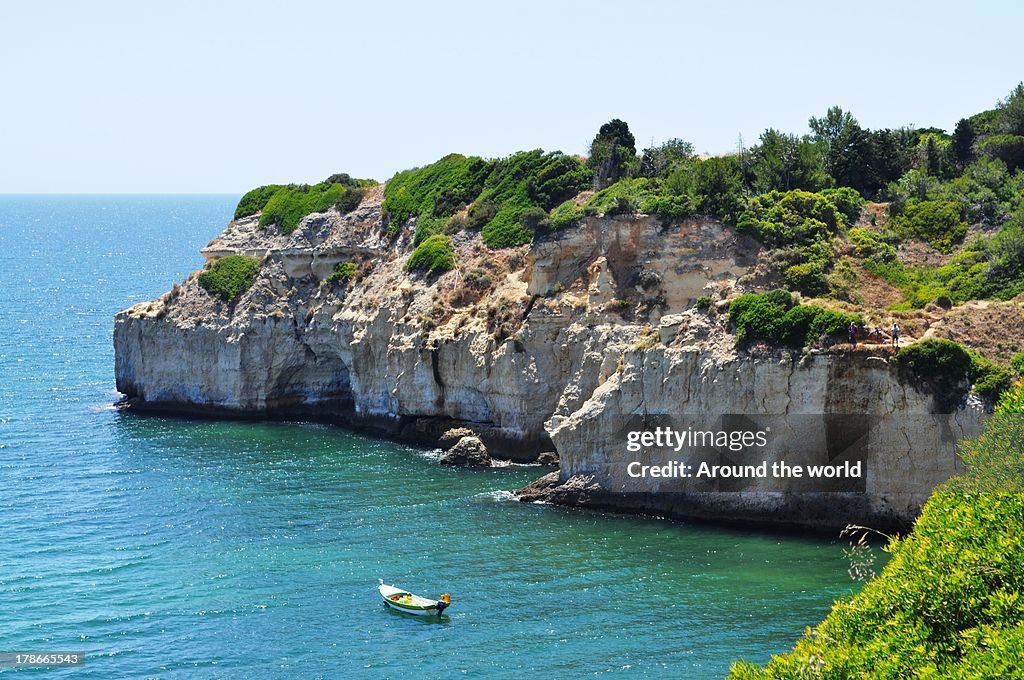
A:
0,196,863,678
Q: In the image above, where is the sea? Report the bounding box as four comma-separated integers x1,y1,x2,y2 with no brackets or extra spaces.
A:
0,196,864,678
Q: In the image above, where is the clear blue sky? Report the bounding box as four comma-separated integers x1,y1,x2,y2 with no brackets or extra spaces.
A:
2,1,1022,193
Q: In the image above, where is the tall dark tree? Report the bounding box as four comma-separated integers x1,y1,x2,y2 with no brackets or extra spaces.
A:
588,119,637,188
951,118,976,170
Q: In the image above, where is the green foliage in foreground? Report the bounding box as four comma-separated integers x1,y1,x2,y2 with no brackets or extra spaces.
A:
235,174,373,233
197,255,261,301
727,290,859,348
405,234,455,274
729,382,1024,679
326,261,356,284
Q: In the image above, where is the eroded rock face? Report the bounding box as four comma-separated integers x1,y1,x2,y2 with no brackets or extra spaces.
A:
114,190,986,529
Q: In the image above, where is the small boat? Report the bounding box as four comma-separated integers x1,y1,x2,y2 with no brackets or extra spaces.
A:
378,579,451,616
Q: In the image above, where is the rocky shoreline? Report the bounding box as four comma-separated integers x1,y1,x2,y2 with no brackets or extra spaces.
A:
114,188,985,531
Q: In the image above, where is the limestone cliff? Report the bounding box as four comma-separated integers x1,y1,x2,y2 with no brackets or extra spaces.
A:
114,188,985,529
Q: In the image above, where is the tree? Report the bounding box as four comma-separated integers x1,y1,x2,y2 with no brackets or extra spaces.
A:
999,82,1024,135
952,118,977,169
748,128,829,194
809,106,858,170
588,118,637,188
638,138,693,177
809,106,882,194
692,156,745,224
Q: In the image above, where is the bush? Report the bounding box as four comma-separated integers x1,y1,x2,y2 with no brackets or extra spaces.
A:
547,199,585,230
383,154,492,224
891,199,967,252
695,295,714,312
405,234,456,274
730,477,1024,677
198,255,262,301
737,190,844,248
259,182,365,233
326,261,356,284
821,186,865,224
969,351,1015,402
412,215,446,246
848,227,898,263
783,261,828,297
979,134,1024,172
477,150,592,248
235,184,283,219
583,178,650,217
896,339,973,411
728,290,858,347
1012,352,1024,375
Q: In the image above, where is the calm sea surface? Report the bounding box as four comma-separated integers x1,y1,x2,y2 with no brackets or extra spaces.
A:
0,196,863,678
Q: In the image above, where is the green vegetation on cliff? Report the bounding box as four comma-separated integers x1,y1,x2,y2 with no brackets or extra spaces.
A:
728,290,860,348
382,150,592,248
326,261,356,284
405,234,455,274
894,338,1012,410
234,174,375,233
198,255,262,301
729,380,1024,679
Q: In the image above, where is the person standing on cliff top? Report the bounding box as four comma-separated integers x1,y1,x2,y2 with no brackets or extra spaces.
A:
848,321,857,346
891,322,900,348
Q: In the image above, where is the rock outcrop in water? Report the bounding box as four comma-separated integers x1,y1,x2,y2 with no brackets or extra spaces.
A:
114,187,985,530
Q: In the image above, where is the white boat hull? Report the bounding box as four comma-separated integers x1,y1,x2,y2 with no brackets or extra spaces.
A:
378,582,449,616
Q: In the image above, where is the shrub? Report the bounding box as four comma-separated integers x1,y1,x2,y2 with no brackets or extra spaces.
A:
326,261,356,284
1012,352,1024,375
477,150,592,248
979,133,1024,172
728,290,858,347
736,190,843,248
729,472,1024,677
583,178,650,217
783,261,828,297
731,375,1024,679
383,154,492,224
695,296,714,312
235,185,283,219
259,182,365,233
405,234,456,274
821,186,865,224
412,215,447,246
198,255,262,301
891,199,967,252
969,351,1015,402
848,227,898,263
896,339,973,411
690,156,746,224
548,199,585,230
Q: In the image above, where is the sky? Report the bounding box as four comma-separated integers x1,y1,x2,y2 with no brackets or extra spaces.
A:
1,1,1022,194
